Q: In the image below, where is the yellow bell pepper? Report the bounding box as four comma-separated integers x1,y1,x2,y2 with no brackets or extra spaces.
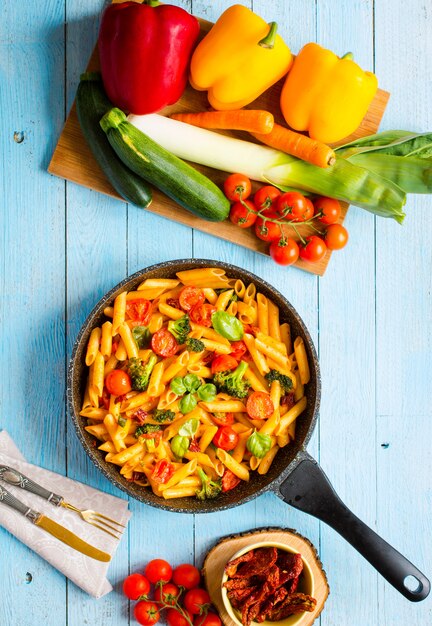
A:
189,4,292,111
280,43,378,144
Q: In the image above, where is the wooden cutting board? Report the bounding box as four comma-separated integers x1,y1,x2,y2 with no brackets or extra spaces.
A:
202,528,329,626
48,10,389,276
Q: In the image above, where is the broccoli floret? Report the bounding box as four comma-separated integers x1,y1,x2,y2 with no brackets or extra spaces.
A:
135,424,161,438
265,369,293,394
128,353,157,391
153,409,176,424
196,468,222,500
185,337,205,352
168,314,191,344
213,361,250,399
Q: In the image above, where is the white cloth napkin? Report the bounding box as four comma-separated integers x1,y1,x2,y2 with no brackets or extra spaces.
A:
0,430,131,598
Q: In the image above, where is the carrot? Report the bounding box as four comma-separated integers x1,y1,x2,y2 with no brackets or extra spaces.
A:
251,123,336,168
170,110,274,135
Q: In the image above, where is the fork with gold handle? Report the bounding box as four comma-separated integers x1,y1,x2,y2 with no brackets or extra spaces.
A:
0,465,126,539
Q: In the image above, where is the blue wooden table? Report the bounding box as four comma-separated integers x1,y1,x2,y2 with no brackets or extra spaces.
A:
1,1,431,624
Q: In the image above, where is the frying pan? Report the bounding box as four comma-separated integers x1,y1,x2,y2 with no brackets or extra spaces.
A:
68,259,430,602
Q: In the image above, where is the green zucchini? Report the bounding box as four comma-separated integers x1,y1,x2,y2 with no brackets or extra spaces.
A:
100,108,231,222
76,73,152,208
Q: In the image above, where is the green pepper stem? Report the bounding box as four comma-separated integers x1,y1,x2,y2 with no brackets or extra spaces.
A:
142,0,160,6
80,71,101,82
341,52,354,60
258,21,278,49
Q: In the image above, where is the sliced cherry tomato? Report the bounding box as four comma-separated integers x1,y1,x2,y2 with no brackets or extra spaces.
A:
229,200,257,228
221,469,241,492
313,196,341,225
179,286,205,312
254,210,283,242
299,235,327,263
269,238,299,266
151,328,179,357
105,369,132,396
223,173,252,202
184,588,211,615
154,583,180,606
194,614,222,626
134,601,160,626
145,559,173,584
277,192,313,222
281,393,295,410
172,564,201,589
211,354,238,374
126,299,152,324
151,459,175,484
123,573,151,600
324,224,349,250
189,303,216,328
253,185,281,211
246,391,274,420
167,609,194,626
212,426,239,451
229,340,248,361
212,412,234,427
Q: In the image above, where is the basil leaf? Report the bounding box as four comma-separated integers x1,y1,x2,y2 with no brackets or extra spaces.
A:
170,435,189,459
179,416,199,437
211,311,244,341
118,416,127,428
197,383,217,402
179,394,198,416
246,431,272,459
170,376,187,395
132,325,151,349
183,373,201,393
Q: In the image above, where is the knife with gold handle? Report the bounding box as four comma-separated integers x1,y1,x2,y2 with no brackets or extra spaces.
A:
0,484,111,562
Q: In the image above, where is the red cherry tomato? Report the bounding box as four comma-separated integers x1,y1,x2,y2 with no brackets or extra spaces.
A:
246,391,274,420
184,588,211,615
134,601,160,626
126,299,152,325
151,459,175,484
229,200,257,228
277,192,313,222
253,185,281,211
211,412,234,427
213,426,239,451
179,287,205,313
154,583,180,606
269,238,299,266
167,609,194,626
324,224,349,250
194,614,222,626
105,369,132,396
254,210,282,242
223,173,252,202
123,573,150,600
229,340,248,361
299,235,327,263
144,559,173,584
211,354,238,374
151,328,179,357
313,196,341,225
221,469,241,492
172,564,201,589
189,303,216,328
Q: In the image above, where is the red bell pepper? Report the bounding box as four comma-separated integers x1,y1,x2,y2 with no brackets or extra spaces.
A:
98,1,200,115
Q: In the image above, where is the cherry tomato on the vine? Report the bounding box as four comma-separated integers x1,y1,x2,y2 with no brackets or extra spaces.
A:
123,573,150,600
105,369,132,396
151,328,179,357
211,355,238,374
134,601,160,626
269,238,299,266
144,559,173,584
223,173,252,202
277,192,313,222
246,391,274,420
179,286,205,312
167,609,194,626
299,236,327,263
253,185,281,211
154,583,181,606
229,200,257,228
184,588,211,615
324,224,349,250
194,613,222,626
313,196,341,225
254,210,283,242
172,564,201,589
213,426,239,451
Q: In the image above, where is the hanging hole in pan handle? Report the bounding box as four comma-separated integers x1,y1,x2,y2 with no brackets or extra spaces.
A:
278,451,431,602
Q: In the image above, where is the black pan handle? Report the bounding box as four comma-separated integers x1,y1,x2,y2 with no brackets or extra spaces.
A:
279,451,430,602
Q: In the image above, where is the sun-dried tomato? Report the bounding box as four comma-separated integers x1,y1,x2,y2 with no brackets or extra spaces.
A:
231,547,277,578
151,459,175,484
189,437,200,452
132,408,150,425
222,469,242,493
166,298,181,309
281,392,295,408
224,549,255,577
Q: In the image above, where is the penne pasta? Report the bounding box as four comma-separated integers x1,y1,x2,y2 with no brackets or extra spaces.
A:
294,337,310,385
257,293,269,335
112,291,127,336
118,322,139,359
100,321,113,357
267,299,281,341
217,450,250,482
243,334,270,376
258,445,280,475
85,327,101,366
